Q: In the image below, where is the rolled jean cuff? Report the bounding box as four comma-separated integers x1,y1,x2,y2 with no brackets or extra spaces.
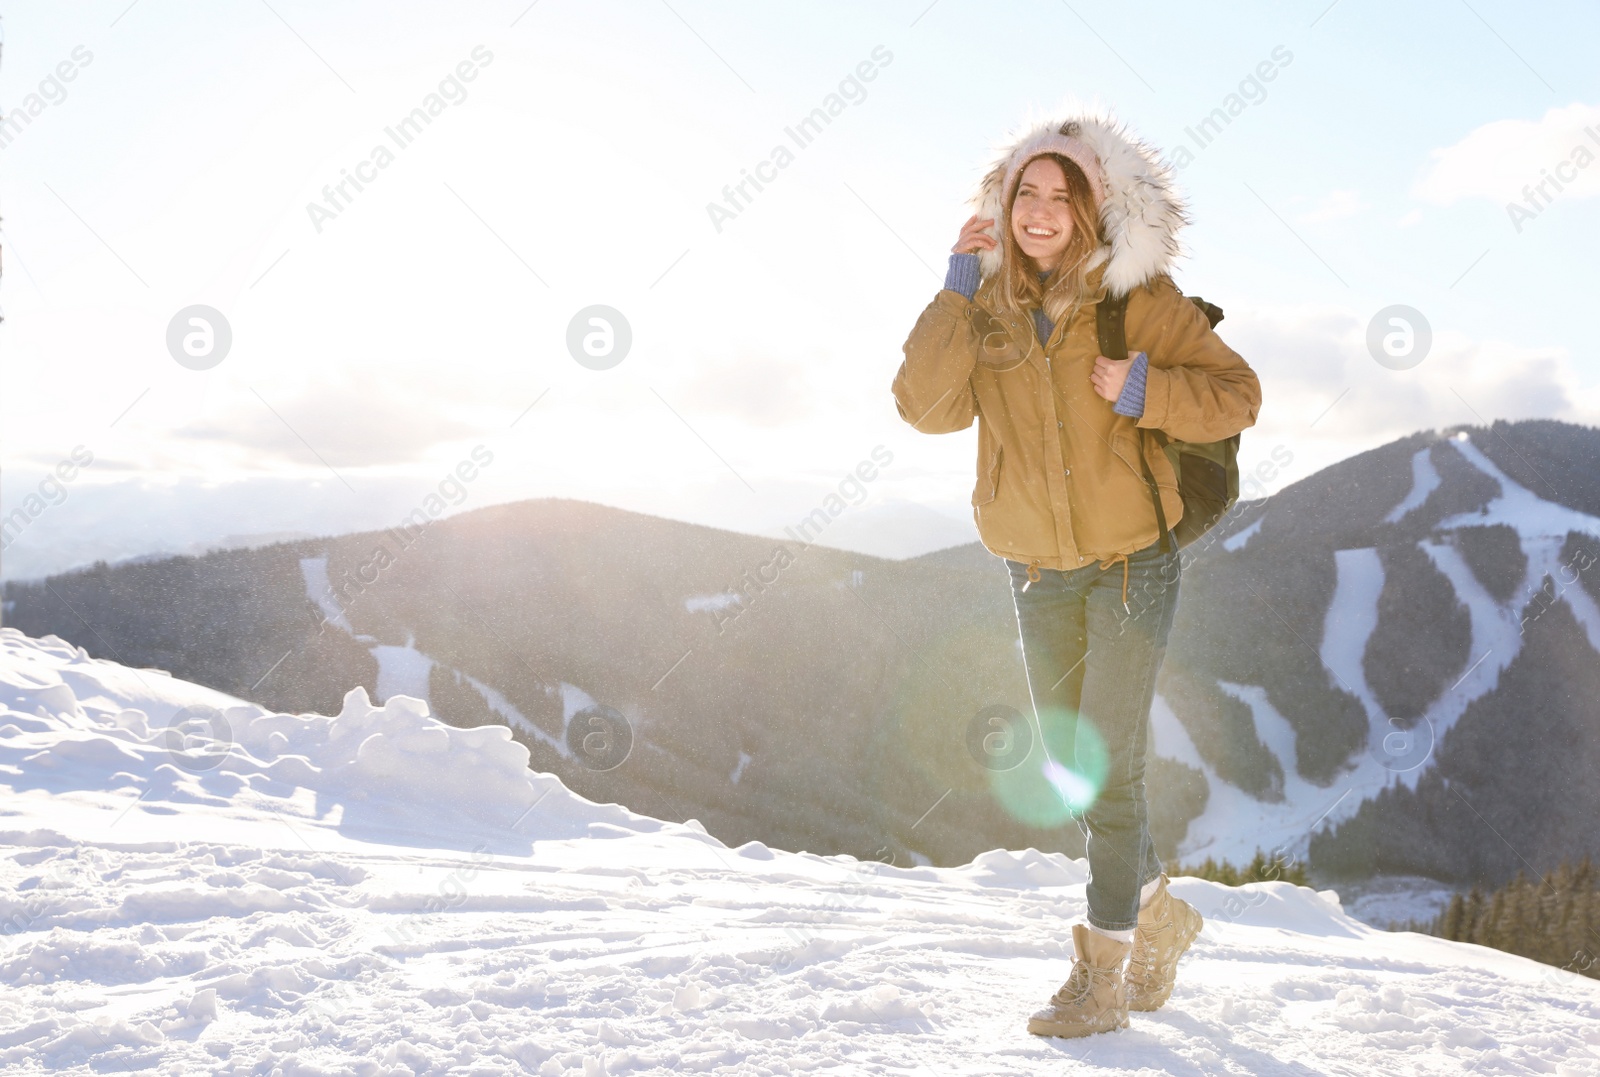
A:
1087,912,1141,932
1089,869,1162,931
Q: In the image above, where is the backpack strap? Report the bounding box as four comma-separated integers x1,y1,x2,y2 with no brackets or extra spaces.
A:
1095,292,1173,555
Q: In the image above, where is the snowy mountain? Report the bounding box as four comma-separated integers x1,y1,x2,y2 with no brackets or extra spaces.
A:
3,499,1053,870
2,628,1597,1074
5,419,1600,892
1161,420,1600,886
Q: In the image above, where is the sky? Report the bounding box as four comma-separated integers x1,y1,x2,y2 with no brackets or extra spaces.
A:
2,0,1597,580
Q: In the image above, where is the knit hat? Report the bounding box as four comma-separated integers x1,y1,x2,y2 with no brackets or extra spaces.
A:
999,124,1107,212
973,109,1189,297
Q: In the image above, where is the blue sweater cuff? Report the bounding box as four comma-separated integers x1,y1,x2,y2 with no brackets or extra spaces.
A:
1113,352,1149,417
944,253,980,299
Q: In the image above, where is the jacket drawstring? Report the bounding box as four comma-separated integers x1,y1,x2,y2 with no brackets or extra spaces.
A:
1098,552,1131,613
1022,559,1042,592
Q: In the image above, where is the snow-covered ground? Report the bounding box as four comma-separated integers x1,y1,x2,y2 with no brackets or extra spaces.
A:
298,557,586,763
300,557,361,638
1336,875,1461,931
3,630,1598,1075
1383,447,1442,524
1221,514,1265,552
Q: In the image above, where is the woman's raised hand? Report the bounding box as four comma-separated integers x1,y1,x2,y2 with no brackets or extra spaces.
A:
953,215,998,255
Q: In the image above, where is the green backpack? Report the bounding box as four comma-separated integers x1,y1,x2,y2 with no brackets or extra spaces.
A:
1095,291,1241,554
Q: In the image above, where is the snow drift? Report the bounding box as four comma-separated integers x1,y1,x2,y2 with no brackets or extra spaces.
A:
1,628,1597,1075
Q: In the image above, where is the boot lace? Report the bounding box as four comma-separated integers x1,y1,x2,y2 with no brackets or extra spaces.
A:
1050,958,1115,1006
1128,919,1165,978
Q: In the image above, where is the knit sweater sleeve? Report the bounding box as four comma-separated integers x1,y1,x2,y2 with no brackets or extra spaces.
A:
1112,352,1149,418
944,253,981,300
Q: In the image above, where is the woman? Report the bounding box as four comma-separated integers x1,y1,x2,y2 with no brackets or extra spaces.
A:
891,113,1261,1038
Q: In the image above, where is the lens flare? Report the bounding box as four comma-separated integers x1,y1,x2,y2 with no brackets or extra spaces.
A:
1042,758,1097,810
987,708,1107,827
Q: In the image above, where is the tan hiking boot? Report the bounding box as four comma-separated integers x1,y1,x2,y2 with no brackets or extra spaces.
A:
1026,923,1131,1038
1126,874,1203,1011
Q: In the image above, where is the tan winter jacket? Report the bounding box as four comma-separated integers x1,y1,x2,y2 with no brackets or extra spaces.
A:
891,112,1261,571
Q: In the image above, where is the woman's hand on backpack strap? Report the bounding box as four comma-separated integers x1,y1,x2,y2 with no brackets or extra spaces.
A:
1091,354,1136,402
953,215,998,255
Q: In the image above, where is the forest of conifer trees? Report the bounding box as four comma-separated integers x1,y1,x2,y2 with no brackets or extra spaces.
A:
1423,858,1599,980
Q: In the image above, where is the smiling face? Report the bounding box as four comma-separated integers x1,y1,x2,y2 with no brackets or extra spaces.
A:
1009,157,1077,274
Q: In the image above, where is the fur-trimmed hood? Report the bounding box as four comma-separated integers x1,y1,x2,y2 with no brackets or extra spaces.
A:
972,109,1188,298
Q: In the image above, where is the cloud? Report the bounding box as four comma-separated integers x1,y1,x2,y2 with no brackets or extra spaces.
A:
1413,101,1600,206
174,371,485,470
1220,304,1598,470
1295,189,1366,223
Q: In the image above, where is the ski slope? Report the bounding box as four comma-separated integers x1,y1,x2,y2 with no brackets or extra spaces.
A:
1158,433,1600,868
2,630,1597,1075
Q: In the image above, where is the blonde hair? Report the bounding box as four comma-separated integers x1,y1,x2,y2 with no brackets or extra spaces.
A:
994,153,1105,341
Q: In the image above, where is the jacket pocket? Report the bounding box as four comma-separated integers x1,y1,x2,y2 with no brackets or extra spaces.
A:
973,443,1002,506
971,309,1029,372
1110,429,1146,482
1112,429,1173,487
